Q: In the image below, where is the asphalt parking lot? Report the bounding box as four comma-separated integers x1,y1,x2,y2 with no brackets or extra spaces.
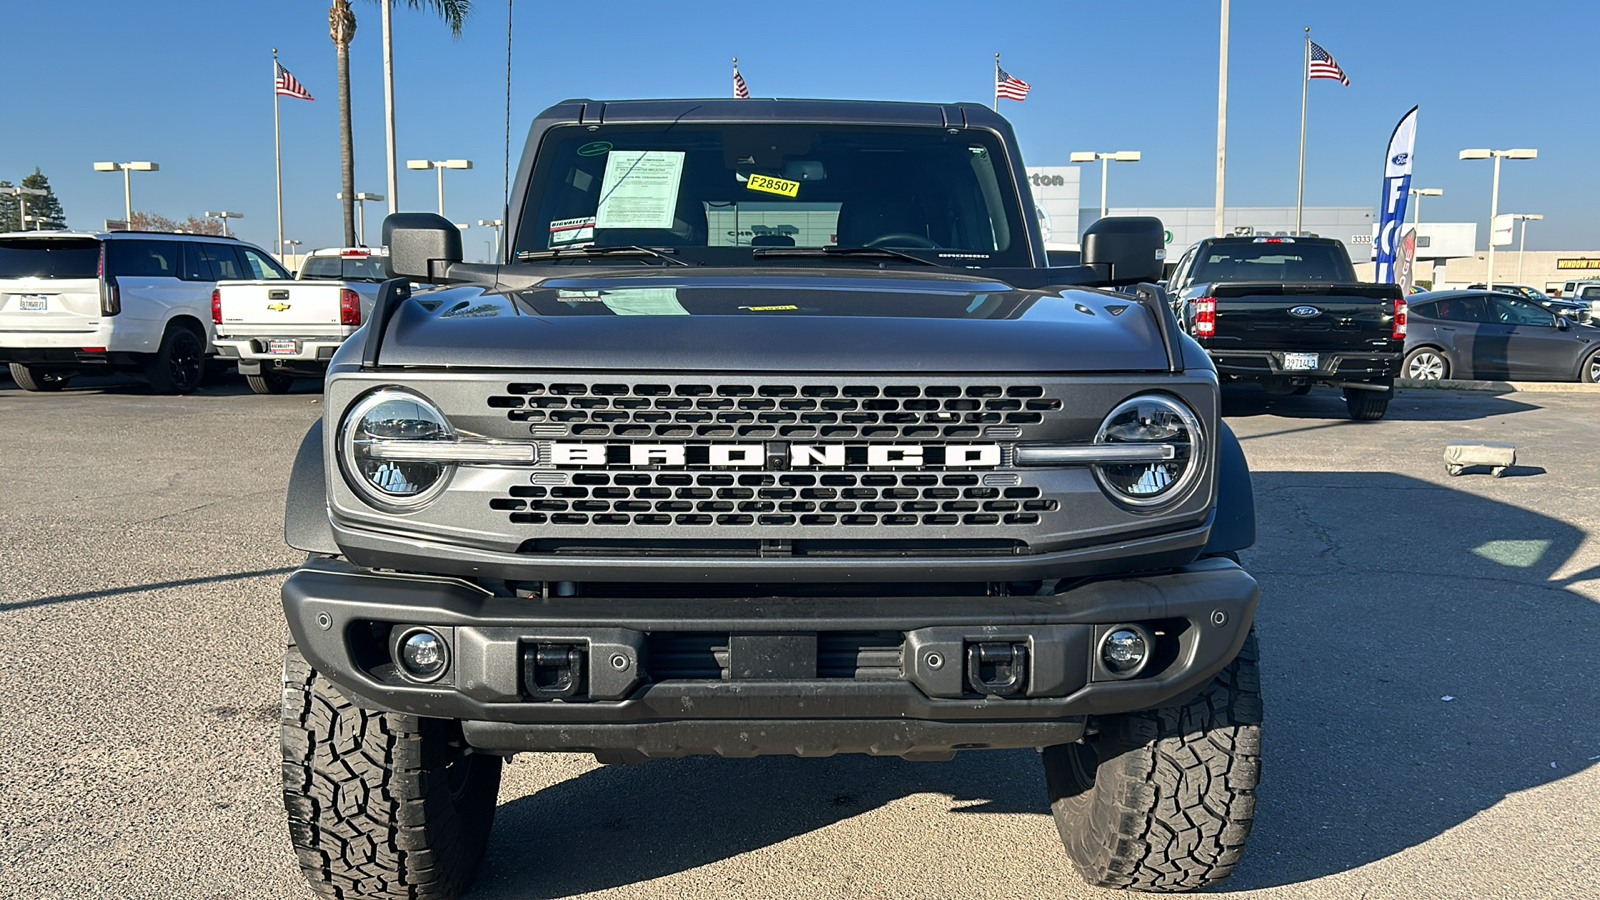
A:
1,376,1597,899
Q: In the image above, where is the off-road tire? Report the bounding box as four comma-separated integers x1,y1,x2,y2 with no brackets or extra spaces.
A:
8,363,70,392
1043,630,1262,893
281,646,502,900
247,371,295,394
1343,386,1392,420
144,324,207,394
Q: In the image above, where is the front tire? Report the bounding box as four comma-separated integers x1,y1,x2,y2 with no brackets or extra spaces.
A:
8,363,70,392
1581,348,1600,384
1344,384,1392,420
1044,631,1262,893
144,325,206,394
1403,347,1449,381
246,371,295,394
281,646,502,900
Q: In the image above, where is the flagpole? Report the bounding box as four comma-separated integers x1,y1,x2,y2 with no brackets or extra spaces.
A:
1295,27,1309,235
993,53,1000,112
732,57,737,98
274,48,284,259
1214,0,1229,238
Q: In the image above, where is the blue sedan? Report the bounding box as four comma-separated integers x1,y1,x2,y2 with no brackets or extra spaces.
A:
1403,290,1600,382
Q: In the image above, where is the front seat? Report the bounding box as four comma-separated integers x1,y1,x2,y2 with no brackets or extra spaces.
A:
835,193,931,248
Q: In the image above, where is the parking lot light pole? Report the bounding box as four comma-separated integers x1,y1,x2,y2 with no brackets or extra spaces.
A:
478,219,504,262
1459,148,1536,291
2,185,48,232
407,159,473,217
1070,151,1141,220
204,210,243,237
336,192,385,246
1509,213,1543,287
1408,187,1442,230
92,161,159,227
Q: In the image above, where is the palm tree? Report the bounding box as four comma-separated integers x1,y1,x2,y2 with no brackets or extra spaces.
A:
329,0,471,247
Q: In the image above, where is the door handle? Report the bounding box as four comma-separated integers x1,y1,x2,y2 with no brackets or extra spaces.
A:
1437,326,1455,332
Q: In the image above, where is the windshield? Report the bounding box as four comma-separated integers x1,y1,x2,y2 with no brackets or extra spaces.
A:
0,238,100,280
1191,241,1356,283
299,254,388,282
513,124,1032,267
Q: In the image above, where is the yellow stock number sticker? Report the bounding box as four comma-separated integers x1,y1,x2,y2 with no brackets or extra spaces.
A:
746,173,800,197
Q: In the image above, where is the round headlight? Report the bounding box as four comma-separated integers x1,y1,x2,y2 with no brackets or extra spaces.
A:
340,389,454,510
1093,394,1204,508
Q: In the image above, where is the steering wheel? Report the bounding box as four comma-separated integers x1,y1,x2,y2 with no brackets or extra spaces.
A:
864,232,940,249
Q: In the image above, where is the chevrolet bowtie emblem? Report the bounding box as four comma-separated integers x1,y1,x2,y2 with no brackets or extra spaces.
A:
267,302,291,311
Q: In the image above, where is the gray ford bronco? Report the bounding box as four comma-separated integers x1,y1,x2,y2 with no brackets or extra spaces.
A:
278,98,1262,898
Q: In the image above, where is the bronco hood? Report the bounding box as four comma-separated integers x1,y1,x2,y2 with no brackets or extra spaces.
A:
374,269,1175,373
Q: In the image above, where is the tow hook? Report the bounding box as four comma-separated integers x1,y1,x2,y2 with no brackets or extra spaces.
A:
523,643,585,699
966,641,1029,696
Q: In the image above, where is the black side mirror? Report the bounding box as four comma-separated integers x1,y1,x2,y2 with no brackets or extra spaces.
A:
1556,316,1570,331
383,213,462,281
1081,216,1166,286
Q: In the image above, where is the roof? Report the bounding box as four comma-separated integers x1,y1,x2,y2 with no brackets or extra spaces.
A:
1200,234,1342,244
0,230,241,242
553,97,1007,129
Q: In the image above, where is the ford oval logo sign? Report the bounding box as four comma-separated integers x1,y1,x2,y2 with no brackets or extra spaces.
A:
1289,305,1322,318
1391,152,1409,166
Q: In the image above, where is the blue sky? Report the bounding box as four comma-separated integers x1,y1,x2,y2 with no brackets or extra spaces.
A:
3,0,1595,253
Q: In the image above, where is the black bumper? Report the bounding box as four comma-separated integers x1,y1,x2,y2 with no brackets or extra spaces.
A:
1209,349,1401,381
283,556,1258,759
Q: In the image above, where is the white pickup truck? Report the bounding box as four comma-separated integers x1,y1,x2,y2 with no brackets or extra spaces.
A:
212,247,388,393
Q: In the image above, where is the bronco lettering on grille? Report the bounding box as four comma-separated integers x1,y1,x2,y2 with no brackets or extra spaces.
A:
547,443,1002,469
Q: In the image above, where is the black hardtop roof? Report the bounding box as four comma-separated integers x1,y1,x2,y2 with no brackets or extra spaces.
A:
552,97,1007,129
1201,234,1344,245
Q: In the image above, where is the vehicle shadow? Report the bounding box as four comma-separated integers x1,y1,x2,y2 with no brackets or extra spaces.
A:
467,471,1600,897
1220,382,1539,422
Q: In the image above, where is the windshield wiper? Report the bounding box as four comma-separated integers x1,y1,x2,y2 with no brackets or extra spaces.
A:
751,246,943,267
515,245,688,266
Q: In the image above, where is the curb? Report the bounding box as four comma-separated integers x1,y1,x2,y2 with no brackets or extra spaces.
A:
1397,378,1600,394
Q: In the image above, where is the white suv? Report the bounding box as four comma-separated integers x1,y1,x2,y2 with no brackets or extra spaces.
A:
0,230,288,393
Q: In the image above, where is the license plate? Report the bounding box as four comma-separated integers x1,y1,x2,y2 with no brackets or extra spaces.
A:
267,340,299,355
18,295,48,311
1282,352,1319,371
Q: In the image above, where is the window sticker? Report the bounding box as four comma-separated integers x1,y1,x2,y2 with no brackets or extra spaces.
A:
746,173,800,198
549,216,596,245
576,141,613,157
600,288,689,316
595,150,686,230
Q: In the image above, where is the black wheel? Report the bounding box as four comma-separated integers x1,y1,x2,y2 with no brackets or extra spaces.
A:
7,362,70,392
246,371,295,394
1343,385,1393,420
1044,631,1262,893
144,325,206,394
281,646,502,900
1403,347,1449,381
1581,348,1600,384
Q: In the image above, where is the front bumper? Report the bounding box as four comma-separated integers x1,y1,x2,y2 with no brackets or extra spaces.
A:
283,555,1258,758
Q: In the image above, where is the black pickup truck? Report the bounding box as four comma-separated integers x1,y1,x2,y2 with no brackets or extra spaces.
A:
1165,235,1405,419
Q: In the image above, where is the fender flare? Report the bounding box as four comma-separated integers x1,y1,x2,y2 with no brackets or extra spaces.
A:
1202,419,1256,555
285,420,339,554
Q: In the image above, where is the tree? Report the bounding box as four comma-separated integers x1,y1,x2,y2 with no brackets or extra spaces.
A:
20,169,66,230
128,211,225,235
0,181,17,233
330,0,471,246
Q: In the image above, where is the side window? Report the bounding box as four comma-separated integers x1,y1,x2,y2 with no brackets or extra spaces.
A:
239,247,290,280
200,244,246,281
181,242,213,281
1168,246,1197,290
107,240,181,278
1489,296,1555,327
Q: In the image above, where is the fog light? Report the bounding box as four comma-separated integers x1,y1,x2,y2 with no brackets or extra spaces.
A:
398,628,449,682
1099,625,1152,679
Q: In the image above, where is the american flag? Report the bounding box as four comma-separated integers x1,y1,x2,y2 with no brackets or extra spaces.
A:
1308,41,1349,86
275,61,314,101
996,67,1031,102
732,61,749,99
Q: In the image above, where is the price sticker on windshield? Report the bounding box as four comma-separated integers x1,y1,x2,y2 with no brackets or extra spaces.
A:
746,174,800,198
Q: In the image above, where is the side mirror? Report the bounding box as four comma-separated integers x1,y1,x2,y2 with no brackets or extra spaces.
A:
383,213,462,281
1556,316,1570,331
1081,216,1166,286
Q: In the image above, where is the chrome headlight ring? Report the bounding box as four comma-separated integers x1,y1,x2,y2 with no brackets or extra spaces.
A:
1091,393,1206,510
338,388,457,512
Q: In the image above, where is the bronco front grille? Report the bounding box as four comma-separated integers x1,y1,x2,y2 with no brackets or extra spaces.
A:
487,382,1062,441
490,471,1060,528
